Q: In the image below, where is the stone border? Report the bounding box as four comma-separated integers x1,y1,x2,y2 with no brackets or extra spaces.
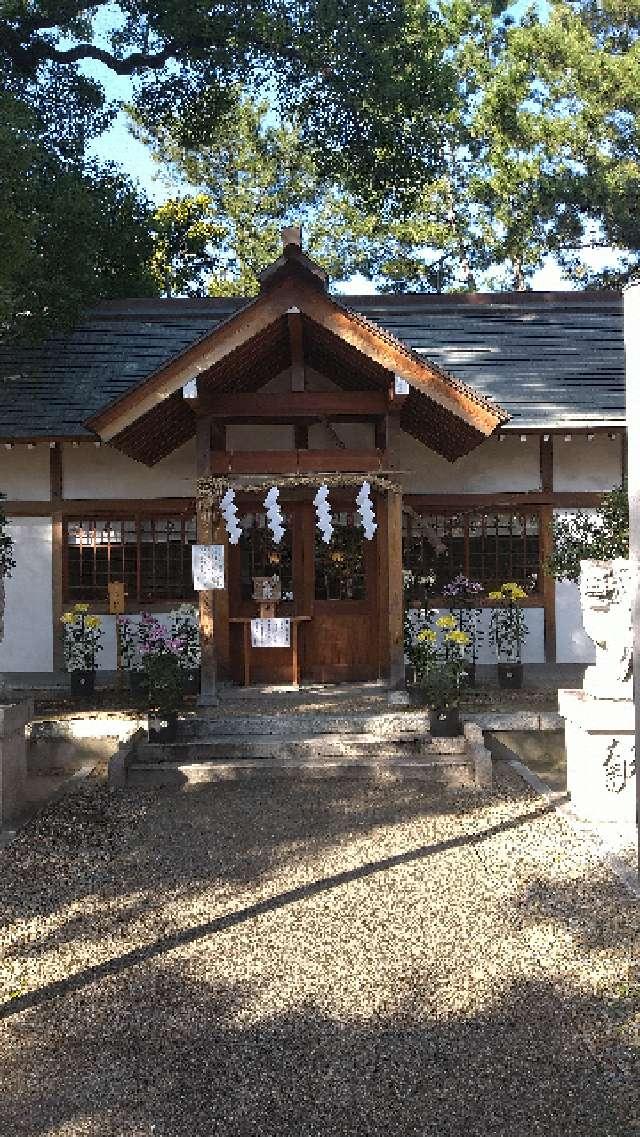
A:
107,730,145,790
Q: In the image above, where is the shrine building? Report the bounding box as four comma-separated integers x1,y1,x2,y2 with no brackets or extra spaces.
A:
0,229,626,691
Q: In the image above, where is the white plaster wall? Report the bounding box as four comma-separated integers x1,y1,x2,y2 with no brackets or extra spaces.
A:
553,435,622,491
553,507,598,663
0,446,50,500
62,439,196,499
407,606,545,663
96,612,173,670
0,518,53,671
390,424,541,493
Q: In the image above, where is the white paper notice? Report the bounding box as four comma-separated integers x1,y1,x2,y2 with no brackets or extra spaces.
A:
250,618,291,648
191,544,225,590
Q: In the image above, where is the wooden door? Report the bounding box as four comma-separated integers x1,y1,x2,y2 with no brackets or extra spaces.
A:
300,501,380,683
227,497,381,685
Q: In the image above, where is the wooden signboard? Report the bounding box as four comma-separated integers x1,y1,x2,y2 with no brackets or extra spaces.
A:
108,581,126,615
252,575,282,601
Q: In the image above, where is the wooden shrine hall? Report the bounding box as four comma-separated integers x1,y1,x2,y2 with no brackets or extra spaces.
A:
86,228,508,699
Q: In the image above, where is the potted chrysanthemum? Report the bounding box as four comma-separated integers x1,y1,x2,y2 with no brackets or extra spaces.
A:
411,614,470,736
170,604,201,695
488,582,528,688
61,604,103,695
138,615,185,741
443,574,484,686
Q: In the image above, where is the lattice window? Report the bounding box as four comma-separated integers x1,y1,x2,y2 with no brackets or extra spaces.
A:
403,510,541,599
315,511,366,601
65,516,197,603
239,511,294,601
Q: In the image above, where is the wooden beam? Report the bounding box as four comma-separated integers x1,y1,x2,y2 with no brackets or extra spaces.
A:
537,434,557,662
404,491,605,510
540,504,557,663
210,449,389,475
288,310,305,391
50,443,64,673
199,391,389,419
294,423,309,450
539,434,554,493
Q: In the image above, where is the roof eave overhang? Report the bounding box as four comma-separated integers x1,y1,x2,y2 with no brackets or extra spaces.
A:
86,276,508,451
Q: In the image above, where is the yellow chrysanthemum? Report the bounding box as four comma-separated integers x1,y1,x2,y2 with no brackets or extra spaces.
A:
85,616,101,630
446,630,470,645
500,582,527,600
436,614,457,629
488,591,502,600
417,628,437,643
73,603,89,613
61,612,75,624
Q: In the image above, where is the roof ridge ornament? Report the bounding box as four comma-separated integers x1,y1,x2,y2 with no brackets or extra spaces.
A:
258,222,329,293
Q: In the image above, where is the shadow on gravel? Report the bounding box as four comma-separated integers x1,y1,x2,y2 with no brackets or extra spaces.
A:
0,799,554,1022
1,976,636,1136
0,773,534,946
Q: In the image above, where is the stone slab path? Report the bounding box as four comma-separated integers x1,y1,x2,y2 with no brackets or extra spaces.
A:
0,766,638,1136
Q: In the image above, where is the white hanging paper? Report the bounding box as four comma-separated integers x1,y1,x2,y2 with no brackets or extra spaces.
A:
192,544,225,590
264,486,285,545
250,617,291,648
356,481,377,540
313,483,333,544
220,487,242,545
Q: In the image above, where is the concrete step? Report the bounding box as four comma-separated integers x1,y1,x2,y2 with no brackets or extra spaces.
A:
177,711,432,741
135,731,466,764
127,758,474,788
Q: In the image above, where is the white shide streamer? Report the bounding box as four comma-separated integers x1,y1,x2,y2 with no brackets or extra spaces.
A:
313,484,334,544
356,480,377,540
220,487,242,545
264,486,286,544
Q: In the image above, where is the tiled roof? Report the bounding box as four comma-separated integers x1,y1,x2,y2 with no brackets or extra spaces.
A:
0,291,624,438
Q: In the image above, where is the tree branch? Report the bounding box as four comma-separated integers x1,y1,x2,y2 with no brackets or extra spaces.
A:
49,42,175,74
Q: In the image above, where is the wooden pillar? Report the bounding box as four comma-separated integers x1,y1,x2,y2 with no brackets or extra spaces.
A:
623,284,640,876
196,417,218,706
378,488,404,687
50,444,64,673
539,434,556,663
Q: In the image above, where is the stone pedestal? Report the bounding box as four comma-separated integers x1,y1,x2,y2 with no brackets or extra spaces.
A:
0,699,33,825
559,689,636,824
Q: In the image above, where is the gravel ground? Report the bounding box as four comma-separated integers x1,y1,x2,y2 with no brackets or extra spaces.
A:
1,766,638,1137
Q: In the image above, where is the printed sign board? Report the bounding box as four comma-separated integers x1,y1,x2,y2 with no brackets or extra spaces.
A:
192,544,225,590
250,618,291,649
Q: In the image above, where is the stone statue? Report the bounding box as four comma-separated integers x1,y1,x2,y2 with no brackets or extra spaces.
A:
580,558,633,699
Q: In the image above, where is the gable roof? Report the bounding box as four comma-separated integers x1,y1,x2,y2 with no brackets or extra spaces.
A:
0,288,624,443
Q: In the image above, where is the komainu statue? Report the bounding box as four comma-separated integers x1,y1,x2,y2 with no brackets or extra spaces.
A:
580,558,633,699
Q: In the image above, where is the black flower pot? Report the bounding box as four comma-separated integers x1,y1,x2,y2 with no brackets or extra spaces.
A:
129,669,146,697
498,662,523,690
148,712,179,743
407,683,429,708
429,706,462,737
462,662,476,688
70,669,95,696
182,669,200,697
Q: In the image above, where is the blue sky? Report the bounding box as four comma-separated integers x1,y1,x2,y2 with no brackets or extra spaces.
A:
80,0,613,295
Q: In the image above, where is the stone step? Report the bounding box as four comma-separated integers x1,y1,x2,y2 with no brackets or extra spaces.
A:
177,711,432,741
135,732,466,764
127,758,475,788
